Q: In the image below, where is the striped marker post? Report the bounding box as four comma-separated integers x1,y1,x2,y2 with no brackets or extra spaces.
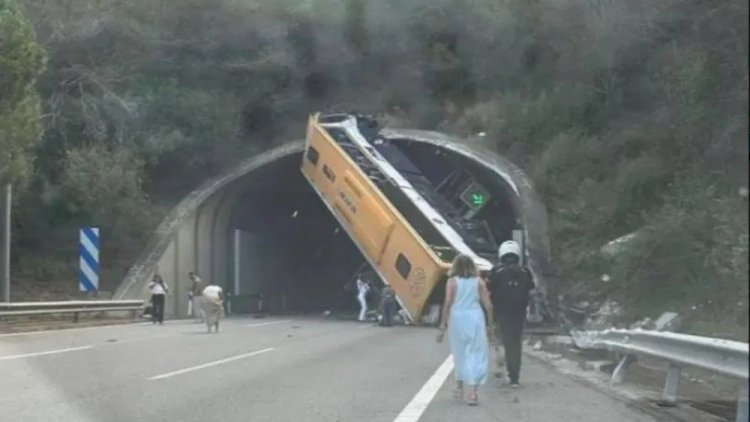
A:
79,227,99,293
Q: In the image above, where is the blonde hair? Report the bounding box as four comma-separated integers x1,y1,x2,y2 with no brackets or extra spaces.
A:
448,254,478,278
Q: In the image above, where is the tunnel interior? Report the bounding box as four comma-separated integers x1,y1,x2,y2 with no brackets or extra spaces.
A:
226,141,520,315
393,140,521,249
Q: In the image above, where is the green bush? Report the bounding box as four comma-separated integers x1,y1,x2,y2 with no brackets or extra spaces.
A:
59,145,154,236
611,180,748,315
0,0,46,184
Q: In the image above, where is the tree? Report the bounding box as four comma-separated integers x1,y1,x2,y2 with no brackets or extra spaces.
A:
0,0,46,185
59,145,152,236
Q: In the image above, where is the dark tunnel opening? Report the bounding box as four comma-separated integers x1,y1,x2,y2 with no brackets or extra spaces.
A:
228,154,363,314
393,140,521,247
226,141,521,316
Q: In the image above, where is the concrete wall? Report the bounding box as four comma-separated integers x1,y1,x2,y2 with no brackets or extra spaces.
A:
113,142,305,313
114,132,555,316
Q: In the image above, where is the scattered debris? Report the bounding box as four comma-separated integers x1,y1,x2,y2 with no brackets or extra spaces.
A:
630,317,653,330
584,299,625,329
579,360,614,372
653,312,681,331
601,232,639,256
421,305,441,325
398,310,411,325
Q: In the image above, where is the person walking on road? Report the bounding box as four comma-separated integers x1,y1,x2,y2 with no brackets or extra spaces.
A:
437,254,495,406
379,285,397,327
201,281,224,334
149,270,170,325
488,240,535,388
188,271,204,321
356,277,370,321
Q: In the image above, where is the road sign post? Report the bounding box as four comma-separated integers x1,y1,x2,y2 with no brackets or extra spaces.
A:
79,227,100,293
1,184,11,302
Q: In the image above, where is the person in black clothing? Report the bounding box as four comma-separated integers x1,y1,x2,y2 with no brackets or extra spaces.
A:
488,240,535,388
148,270,170,325
379,285,397,327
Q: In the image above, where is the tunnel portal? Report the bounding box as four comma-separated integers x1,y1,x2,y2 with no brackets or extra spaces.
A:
114,130,553,320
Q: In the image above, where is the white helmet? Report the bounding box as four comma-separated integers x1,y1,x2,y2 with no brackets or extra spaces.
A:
498,240,521,259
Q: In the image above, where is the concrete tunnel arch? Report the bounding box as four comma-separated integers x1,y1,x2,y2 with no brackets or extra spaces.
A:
113,129,557,318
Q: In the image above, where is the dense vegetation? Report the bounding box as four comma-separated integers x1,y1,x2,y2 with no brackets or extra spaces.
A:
2,0,747,336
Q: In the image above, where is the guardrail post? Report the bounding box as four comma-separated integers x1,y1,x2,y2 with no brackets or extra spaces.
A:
737,379,748,422
610,354,637,386
73,312,79,323
661,363,681,405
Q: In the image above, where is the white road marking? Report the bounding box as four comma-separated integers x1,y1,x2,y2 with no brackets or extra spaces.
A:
245,320,290,328
100,332,178,346
394,355,454,422
0,345,93,361
0,318,291,338
149,347,275,380
0,322,152,338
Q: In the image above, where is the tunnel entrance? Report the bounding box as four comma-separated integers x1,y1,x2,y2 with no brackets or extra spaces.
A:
226,141,520,316
228,154,363,314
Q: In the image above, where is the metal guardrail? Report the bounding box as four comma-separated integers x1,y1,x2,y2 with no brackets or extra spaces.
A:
0,300,144,322
573,328,749,422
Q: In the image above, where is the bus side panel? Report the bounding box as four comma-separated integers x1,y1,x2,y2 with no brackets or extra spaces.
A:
303,123,347,202
377,224,447,320
303,124,393,262
302,118,449,320
338,171,394,263
301,124,326,198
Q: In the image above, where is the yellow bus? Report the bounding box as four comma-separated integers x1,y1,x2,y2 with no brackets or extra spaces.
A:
300,113,492,322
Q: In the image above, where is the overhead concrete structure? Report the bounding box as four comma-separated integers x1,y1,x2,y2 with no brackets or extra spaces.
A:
113,129,556,318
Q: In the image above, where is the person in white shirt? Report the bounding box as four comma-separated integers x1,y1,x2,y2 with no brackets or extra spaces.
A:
356,278,369,321
201,282,224,333
187,271,204,321
148,271,169,325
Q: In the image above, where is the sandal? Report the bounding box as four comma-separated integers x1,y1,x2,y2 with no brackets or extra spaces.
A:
466,391,478,406
453,384,464,400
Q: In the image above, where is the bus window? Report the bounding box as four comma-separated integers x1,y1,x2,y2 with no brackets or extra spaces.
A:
323,164,336,182
396,253,412,279
306,146,319,166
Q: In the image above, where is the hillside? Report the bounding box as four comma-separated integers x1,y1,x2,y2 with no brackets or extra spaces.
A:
3,0,748,338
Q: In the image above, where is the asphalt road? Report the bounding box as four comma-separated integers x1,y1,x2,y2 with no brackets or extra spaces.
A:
0,316,659,422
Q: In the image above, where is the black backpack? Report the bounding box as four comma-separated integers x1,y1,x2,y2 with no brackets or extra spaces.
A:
489,264,534,312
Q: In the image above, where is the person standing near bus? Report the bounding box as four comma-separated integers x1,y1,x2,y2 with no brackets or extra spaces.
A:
379,285,397,327
356,277,369,321
488,240,535,388
149,270,170,325
188,271,204,320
